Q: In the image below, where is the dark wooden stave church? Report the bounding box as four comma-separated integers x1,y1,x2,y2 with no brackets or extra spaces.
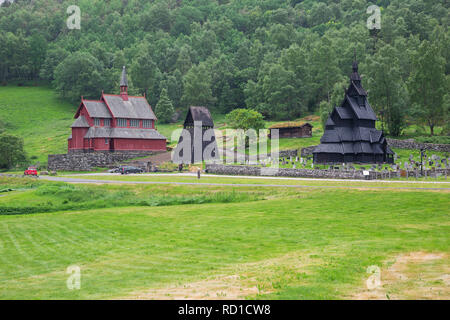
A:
313,59,394,164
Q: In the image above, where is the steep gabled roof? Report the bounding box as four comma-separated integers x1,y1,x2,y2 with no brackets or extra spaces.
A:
71,115,90,128
184,106,214,127
102,95,156,120
335,106,353,119
350,81,367,96
82,100,112,118
345,95,377,121
84,127,166,140
313,143,344,154
325,118,335,127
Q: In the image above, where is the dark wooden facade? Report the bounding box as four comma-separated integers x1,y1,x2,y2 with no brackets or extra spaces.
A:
269,123,313,139
174,106,218,164
313,60,394,164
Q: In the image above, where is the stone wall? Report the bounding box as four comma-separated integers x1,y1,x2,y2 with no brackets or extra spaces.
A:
300,139,450,157
300,146,316,157
206,164,376,180
386,139,450,153
205,164,450,180
48,151,159,171
278,149,298,158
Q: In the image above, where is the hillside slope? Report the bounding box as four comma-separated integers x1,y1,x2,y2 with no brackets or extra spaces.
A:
0,86,76,164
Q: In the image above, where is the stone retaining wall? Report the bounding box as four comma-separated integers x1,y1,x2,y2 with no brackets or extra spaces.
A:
205,164,375,179
299,139,450,157
300,146,316,157
278,150,298,157
48,151,159,171
386,139,450,153
205,164,450,180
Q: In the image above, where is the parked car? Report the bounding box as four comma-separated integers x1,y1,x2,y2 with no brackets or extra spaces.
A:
108,165,128,173
24,167,38,176
121,166,144,174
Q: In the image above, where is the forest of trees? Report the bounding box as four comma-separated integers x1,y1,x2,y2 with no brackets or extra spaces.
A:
0,0,448,136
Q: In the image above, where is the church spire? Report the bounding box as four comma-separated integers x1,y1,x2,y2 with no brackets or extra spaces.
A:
350,50,361,84
120,66,128,101
352,48,358,73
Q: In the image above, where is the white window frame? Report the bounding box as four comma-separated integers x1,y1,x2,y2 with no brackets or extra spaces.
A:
143,120,151,128
117,118,127,127
130,119,139,128
94,118,101,126
104,119,111,127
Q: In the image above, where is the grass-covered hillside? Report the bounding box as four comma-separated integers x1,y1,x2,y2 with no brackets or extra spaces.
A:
0,86,75,164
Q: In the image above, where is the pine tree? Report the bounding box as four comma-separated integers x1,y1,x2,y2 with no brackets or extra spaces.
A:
155,88,175,124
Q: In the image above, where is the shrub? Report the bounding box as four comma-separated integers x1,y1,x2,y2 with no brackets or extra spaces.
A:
0,133,27,169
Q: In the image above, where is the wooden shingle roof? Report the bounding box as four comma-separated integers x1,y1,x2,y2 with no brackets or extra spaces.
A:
71,115,90,128
103,95,156,120
184,106,214,127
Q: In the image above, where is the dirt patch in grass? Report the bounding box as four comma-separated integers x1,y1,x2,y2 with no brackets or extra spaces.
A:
353,251,449,300
119,251,319,300
123,275,260,300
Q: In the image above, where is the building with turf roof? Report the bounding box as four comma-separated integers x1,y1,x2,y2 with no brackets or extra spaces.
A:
268,122,313,139
313,59,394,164
68,66,167,153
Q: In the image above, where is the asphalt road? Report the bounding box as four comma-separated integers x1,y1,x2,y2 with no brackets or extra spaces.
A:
39,176,450,191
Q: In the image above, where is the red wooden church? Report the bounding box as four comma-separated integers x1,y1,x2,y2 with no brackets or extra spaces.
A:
68,67,167,153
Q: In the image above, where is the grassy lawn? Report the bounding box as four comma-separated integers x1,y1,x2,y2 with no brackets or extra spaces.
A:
0,177,448,299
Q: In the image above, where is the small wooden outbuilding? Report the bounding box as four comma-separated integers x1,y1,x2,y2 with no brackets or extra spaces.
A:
269,122,313,139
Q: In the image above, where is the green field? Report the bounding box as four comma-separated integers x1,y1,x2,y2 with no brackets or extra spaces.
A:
0,177,448,300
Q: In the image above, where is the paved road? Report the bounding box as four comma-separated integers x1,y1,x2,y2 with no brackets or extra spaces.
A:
40,176,450,191
64,172,450,185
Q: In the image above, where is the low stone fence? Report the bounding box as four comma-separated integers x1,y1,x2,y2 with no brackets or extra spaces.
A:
206,164,376,180
48,151,159,171
299,139,450,157
300,146,316,157
205,164,449,180
386,139,450,153
278,149,298,158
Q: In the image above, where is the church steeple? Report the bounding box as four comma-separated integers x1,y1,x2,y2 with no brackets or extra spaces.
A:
350,50,361,85
120,66,128,101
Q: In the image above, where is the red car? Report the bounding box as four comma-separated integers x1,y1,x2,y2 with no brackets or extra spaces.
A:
24,167,38,176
